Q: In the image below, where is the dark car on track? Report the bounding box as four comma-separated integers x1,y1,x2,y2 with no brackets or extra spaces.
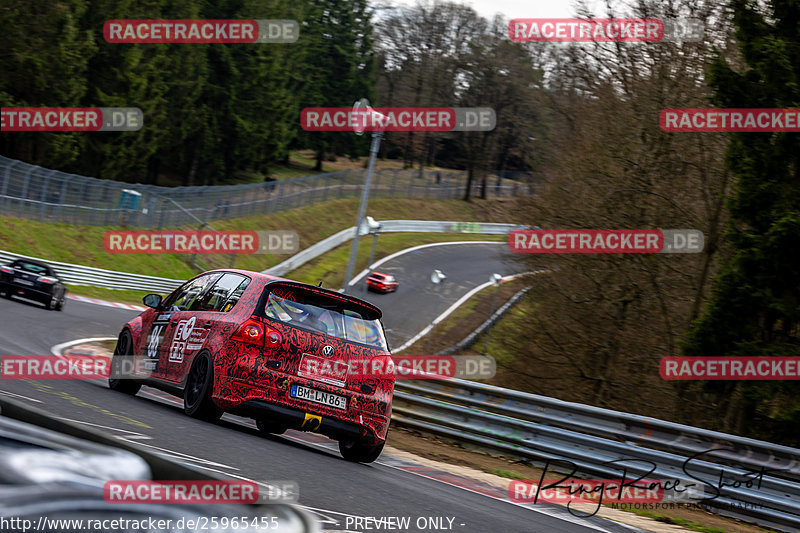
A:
110,269,394,463
365,272,398,293
0,259,67,311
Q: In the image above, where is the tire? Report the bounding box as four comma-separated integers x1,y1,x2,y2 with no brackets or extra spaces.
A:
55,293,65,311
339,437,385,463
256,418,288,436
45,293,58,310
108,330,142,395
184,352,221,420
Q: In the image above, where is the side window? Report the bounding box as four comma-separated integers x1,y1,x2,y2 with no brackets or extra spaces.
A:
220,277,251,313
163,273,220,311
190,274,249,312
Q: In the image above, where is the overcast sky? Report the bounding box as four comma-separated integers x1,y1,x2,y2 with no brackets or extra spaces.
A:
452,0,577,19
383,0,605,21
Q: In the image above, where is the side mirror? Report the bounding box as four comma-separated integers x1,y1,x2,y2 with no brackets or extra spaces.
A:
142,294,162,309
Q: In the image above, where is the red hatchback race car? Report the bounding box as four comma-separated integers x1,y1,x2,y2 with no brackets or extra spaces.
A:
365,272,398,293
109,269,394,463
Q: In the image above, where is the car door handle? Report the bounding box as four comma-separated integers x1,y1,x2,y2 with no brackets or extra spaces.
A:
202,321,213,328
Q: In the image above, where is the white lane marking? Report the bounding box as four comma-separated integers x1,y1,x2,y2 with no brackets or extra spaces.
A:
51,337,117,356
347,241,506,286
63,407,238,470
57,417,151,439
0,390,44,403
393,270,545,353
125,439,240,470
47,417,302,514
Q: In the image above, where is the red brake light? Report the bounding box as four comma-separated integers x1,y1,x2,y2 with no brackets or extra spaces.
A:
38,276,58,284
232,319,265,347
232,318,283,349
266,330,282,348
0,267,13,274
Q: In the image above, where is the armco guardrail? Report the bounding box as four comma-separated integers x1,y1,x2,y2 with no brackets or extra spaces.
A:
392,377,800,532
0,220,518,292
0,250,182,293
264,220,520,276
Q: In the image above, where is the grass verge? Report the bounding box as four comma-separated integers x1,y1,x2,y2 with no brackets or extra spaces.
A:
0,196,516,279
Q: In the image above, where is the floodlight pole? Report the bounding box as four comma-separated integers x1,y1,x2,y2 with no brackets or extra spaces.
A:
364,224,382,292
343,130,383,293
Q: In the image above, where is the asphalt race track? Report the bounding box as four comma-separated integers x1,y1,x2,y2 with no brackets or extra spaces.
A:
351,242,531,350
0,245,644,533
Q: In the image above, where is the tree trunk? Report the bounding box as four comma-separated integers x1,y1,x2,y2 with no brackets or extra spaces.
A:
314,148,324,172
463,163,474,201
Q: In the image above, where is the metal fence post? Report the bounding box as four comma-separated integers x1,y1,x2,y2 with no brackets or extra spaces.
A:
57,174,68,221
38,170,57,220
0,160,18,215
17,165,34,218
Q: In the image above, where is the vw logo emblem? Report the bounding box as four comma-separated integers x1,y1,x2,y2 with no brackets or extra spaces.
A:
322,345,334,357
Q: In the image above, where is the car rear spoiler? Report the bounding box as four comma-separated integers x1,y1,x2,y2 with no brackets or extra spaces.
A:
263,280,382,320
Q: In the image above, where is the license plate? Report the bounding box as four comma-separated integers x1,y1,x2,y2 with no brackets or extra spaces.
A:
291,384,347,410
13,278,33,286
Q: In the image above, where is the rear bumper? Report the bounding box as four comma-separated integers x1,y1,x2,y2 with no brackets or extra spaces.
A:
0,282,52,301
234,400,366,442
217,375,391,445
366,283,394,293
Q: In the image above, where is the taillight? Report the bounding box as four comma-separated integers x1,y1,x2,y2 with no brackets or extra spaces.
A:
231,318,283,349
0,266,13,274
232,319,265,347
37,276,58,284
265,329,282,348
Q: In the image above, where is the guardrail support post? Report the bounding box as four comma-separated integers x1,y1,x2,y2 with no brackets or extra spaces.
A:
0,160,18,215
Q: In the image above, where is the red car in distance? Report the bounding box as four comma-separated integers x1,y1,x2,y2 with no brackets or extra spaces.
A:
109,269,393,463
366,272,398,293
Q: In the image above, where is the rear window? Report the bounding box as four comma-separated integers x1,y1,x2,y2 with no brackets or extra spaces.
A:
262,285,387,350
12,261,49,275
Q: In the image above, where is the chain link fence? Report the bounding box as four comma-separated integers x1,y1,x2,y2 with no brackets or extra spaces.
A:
0,156,535,228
